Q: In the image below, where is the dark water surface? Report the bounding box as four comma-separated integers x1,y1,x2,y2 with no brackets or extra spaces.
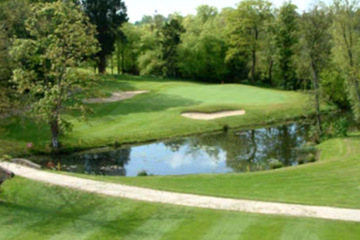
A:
33,122,312,176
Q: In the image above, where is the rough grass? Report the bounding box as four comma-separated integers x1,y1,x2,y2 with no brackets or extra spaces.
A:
69,133,360,210
1,177,360,240
0,75,326,156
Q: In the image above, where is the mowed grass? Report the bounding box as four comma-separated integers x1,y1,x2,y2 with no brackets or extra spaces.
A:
70,133,360,210
0,75,320,156
1,178,360,240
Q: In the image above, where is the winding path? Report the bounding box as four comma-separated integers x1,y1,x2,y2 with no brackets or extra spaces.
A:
1,162,360,222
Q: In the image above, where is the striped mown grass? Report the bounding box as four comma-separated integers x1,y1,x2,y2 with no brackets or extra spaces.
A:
1,177,360,240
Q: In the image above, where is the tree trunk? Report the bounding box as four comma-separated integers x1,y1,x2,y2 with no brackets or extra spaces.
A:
116,43,121,75
50,118,60,149
98,53,107,74
121,49,125,75
311,62,323,137
251,49,256,83
111,54,114,75
268,60,273,83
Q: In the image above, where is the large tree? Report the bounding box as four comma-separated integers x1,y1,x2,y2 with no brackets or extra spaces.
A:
275,2,299,90
332,0,360,121
227,0,273,82
81,0,128,74
160,18,185,77
10,1,98,149
301,5,332,137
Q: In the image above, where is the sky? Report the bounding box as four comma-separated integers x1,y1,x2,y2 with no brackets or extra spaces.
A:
126,0,313,22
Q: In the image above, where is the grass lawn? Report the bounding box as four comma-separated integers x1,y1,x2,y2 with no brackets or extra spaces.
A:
1,177,360,240
0,75,323,156
67,133,360,210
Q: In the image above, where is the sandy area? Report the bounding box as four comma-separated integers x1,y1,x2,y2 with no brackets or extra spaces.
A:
1,162,360,222
182,110,246,120
84,91,149,104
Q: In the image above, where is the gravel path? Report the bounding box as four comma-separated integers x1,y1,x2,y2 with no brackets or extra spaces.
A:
181,110,246,120
2,162,360,222
84,91,149,104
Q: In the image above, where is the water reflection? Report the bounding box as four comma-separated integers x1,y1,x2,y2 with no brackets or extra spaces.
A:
35,123,310,176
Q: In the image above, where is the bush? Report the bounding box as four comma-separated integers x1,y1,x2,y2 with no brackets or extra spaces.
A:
137,170,148,177
268,159,283,169
297,158,305,165
296,142,317,154
333,117,349,137
321,68,350,109
306,153,317,163
1,155,12,161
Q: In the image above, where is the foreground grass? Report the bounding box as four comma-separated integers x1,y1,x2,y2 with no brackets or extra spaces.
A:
0,75,322,156
1,178,360,240
69,133,360,210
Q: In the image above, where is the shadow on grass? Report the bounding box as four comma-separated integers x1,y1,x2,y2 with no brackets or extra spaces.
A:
78,93,201,119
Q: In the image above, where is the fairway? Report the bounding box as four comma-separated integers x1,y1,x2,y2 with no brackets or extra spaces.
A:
0,75,318,156
1,178,360,240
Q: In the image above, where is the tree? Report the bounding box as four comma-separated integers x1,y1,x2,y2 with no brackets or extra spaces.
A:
115,23,142,75
81,0,128,74
160,18,185,77
227,0,273,82
275,2,299,90
178,6,229,82
301,5,332,136
332,0,360,121
10,1,98,149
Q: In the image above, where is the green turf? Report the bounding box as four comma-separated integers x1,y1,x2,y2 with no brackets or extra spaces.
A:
0,75,325,156
66,133,360,210
1,177,359,240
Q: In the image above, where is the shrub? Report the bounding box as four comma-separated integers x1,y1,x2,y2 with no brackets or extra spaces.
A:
296,142,317,154
137,170,148,177
333,117,349,137
1,155,12,161
297,158,305,165
306,153,317,163
268,159,283,169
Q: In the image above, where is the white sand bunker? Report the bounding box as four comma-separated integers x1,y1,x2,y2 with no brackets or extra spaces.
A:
182,110,246,120
84,91,149,104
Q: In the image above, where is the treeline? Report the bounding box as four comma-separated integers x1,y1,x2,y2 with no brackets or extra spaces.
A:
114,0,360,119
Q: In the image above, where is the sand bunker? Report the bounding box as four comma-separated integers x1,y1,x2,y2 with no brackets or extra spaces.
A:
182,110,246,120
84,91,149,104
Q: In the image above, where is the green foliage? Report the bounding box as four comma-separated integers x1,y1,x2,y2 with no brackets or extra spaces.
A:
323,117,349,138
274,2,298,90
306,153,317,162
321,67,350,109
178,6,229,82
226,0,274,82
81,0,128,73
160,19,185,77
1,154,12,161
268,158,283,169
10,1,98,148
137,170,148,177
332,0,360,121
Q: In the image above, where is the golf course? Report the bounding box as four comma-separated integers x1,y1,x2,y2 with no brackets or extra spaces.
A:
0,75,318,156
2,0,360,239
1,75,360,239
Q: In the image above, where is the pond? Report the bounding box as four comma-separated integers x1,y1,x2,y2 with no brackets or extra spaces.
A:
32,122,313,177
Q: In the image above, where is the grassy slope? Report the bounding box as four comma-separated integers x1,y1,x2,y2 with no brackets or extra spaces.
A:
1,178,360,240
0,75,320,156
70,133,360,210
